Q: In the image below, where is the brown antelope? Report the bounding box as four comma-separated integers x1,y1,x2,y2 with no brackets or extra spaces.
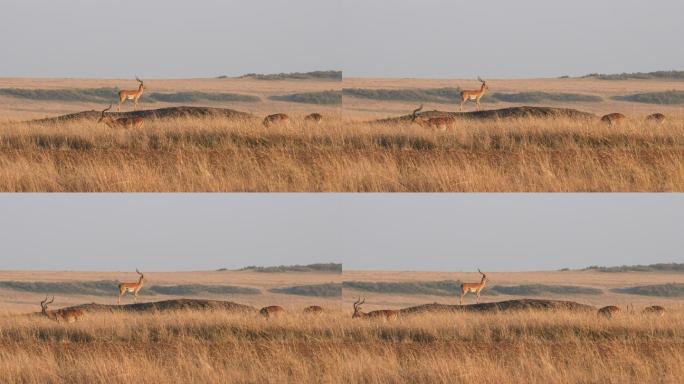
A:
460,77,488,111
40,296,84,323
118,269,145,304
411,105,454,131
303,305,323,315
646,113,666,123
260,305,286,318
117,76,145,111
600,113,626,125
304,113,323,123
98,105,145,129
642,305,666,316
263,113,290,127
460,269,488,305
352,297,399,321
597,305,621,319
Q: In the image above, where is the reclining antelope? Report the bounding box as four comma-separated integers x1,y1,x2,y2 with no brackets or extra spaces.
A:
352,297,399,321
40,296,84,323
118,76,145,111
460,77,488,111
98,104,144,129
303,305,323,315
260,305,286,318
460,269,488,305
600,113,626,125
118,269,145,304
411,105,453,131
597,305,621,319
263,113,290,127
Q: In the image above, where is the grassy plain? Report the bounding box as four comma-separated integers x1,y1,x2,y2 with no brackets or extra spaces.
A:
0,76,681,192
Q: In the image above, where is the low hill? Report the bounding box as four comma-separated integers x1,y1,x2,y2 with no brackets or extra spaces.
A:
237,263,342,273
269,90,341,105
61,299,257,313
582,70,684,80
29,106,254,124
612,91,684,105
269,283,341,297
234,71,342,81
612,283,684,297
376,106,596,123
582,263,684,273
400,299,594,314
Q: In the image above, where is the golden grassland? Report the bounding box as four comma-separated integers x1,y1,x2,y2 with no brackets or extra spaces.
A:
0,113,681,191
0,306,682,383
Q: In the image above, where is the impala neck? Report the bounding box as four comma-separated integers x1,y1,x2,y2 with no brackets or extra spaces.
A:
479,83,486,94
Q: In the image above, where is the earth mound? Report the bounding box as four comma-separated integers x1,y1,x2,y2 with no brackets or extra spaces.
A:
400,299,595,314
61,299,257,313
378,106,597,123
29,106,254,124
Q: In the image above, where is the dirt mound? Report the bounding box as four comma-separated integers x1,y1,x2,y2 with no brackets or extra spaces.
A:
29,106,254,124
62,299,257,313
400,299,594,314
378,106,597,124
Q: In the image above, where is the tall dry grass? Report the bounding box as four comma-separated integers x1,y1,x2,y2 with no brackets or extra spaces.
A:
0,115,681,191
0,307,681,383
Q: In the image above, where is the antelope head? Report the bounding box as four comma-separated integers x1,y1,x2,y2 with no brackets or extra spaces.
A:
136,268,144,282
478,268,488,283
135,76,145,91
98,104,114,124
352,297,366,318
477,76,489,91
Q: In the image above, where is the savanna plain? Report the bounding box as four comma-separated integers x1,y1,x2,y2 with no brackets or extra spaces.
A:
1,266,682,383
0,74,682,192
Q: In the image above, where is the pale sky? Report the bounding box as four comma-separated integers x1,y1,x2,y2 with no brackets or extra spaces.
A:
1,1,682,78
0,195,680,272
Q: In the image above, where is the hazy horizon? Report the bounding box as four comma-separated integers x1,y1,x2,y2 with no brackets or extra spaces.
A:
0,195,680,272
1,1,682,78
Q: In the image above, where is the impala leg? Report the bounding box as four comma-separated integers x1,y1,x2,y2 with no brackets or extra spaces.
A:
460,292,464,305
460,100,464,112
476,291,481,303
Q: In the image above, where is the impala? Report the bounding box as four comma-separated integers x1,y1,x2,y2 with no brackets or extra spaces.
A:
460,77,488,111
646,113,666,123
597,305,621,319
460,269,488,305
98,105,144,129
600,113,626,125
118,76,145,111
118,269,145,304
352,297,399,321
642,305,665,316
304,113,323,123
411,105,453,131
303,305,323,314
260,305,286,318
40,296,84,323
263,113,290,127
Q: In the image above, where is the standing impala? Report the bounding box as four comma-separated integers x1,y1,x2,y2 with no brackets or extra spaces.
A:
118,76,145,111
98,104,145,129
118,269,145,304
352,297,399,321
460,77,488,111
459,269,488,304
40,296,84,323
